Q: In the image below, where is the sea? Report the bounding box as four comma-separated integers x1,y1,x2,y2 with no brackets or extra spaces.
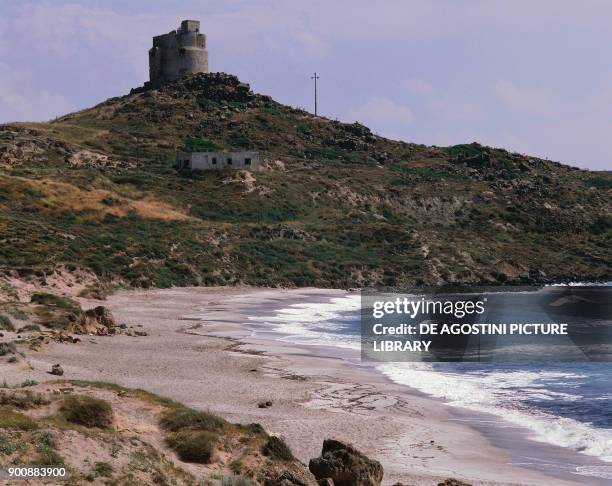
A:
247,285,612,482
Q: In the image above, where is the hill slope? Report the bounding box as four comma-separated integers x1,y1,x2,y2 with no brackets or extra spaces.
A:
0,73,610,292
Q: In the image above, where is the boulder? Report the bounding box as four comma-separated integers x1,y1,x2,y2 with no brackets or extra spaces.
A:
50,363,64,376
309,439,383,486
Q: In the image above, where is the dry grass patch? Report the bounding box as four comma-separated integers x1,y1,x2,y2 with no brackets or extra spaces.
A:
0,175,188,221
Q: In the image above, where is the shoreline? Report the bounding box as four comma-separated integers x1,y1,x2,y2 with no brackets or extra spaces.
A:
5,286,607,485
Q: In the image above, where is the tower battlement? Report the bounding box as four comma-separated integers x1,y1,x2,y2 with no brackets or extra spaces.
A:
148,19,208,88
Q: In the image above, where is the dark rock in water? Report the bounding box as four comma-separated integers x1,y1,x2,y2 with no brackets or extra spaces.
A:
309,439,383,486
50,363,64,376
438,479,473,486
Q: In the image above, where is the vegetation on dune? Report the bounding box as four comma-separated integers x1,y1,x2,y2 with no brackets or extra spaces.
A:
0,408,39,430
262,435,294,461
165,429,218,463
0,72,609,289
60,394,113,428
160,406,227,432
0,314,15,331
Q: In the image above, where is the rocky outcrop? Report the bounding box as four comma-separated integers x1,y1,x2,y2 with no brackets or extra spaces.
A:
83,306,116,329
308,439,383,486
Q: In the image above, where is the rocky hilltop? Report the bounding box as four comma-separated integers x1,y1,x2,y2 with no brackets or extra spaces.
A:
0,73,610,293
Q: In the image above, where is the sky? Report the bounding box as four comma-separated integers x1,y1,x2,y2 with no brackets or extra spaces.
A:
1,0,611,170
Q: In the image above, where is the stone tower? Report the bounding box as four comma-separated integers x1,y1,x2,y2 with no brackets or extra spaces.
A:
148,20,208,87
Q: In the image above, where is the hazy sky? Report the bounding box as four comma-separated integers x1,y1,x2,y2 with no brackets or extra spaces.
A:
1,0,612,170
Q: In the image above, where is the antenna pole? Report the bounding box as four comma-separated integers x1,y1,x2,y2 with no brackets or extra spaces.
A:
311,72,320,116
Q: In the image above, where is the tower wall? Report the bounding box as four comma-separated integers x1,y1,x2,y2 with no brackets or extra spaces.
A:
148,20,208,87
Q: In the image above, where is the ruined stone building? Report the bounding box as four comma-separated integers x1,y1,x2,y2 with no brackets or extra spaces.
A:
177,151,260,171
148,20,208,87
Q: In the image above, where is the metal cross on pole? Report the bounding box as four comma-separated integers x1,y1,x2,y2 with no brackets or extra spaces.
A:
311,72,320,116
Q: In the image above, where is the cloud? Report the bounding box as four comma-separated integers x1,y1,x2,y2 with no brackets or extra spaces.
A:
431,96,483,123
403,78,434,96
0,63,73,122
494,80,554,115
347,96,415,126
206,0,612,45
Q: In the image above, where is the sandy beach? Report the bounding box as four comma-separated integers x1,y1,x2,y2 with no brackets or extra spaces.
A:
4,287,602,485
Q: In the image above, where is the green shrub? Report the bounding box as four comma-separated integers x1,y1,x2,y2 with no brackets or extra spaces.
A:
0,315,15,332
229,458,243,474
444,142,486,158
159,407,226,433
94,461,113,477
33,430,63,465
60,395,113,428
0,342,16,356
0,433,17,454
30,293,79,310
589,216,611,234
184,137,223,152
0,408,39,430
262,436,293,461
586,176,612,188
18,324,41,333
165,430,217,463
0,390,49,409
35,443,63,465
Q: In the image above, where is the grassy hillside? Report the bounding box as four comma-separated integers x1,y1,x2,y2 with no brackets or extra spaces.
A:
0,73,610,291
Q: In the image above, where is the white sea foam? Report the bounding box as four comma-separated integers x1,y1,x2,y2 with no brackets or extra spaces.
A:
247,292,612,471
575,465,612,480
248,295,361,350
377,362,612,464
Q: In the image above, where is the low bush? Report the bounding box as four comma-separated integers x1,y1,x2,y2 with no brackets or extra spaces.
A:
165,430,217,463
60,395,113,428
30,293,79,310
94,461,113,477
0,407,39,430
160,407,226,433
184,137,223,152
0,390,49,409
586,176,612,188
0,315,15,332
0,342,16,356
34,430,63,465
18,324,41,333
262,436,294,461
222,475,256,486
